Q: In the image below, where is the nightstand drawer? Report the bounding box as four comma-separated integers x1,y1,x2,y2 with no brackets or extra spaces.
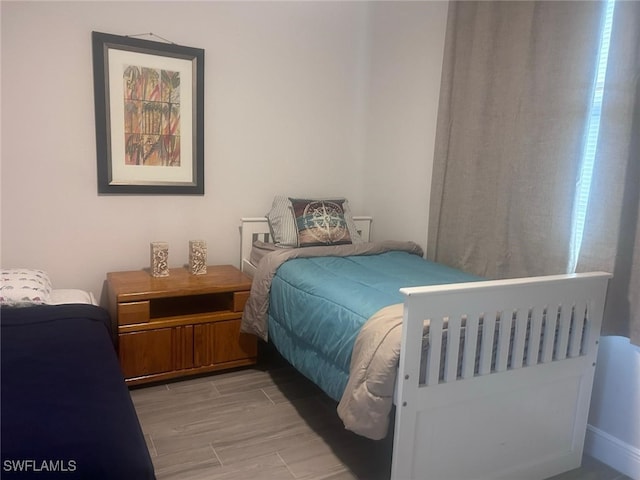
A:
233,291,250,312
118,301,150,325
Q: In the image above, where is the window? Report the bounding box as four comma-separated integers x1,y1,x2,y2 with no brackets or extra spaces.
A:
568,0,616,273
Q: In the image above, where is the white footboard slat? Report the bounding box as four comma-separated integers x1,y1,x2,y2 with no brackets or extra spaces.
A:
569,301,588,358
479,313,496,375
425,319,443,387
512,308,528,369
392,272,610,480
444,315,462,383
496,310,512,372
556,305,573,360
527,306,544,366
461,315,479,379
542,304,560,363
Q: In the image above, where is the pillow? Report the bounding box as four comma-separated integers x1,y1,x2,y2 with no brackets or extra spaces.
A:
266,195,299,247
266,195,363,247
50,289,97,306
0,269,52,307
290,198,353,247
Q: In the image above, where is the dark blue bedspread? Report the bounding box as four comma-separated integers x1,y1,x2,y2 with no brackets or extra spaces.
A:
1,304,155,479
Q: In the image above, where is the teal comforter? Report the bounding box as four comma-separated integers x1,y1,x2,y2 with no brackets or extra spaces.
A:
267,250,480,401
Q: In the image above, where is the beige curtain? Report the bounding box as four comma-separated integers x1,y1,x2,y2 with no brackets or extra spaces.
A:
428,1,640,345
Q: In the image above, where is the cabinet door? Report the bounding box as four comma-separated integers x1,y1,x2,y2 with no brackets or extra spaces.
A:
119,326,193,379
213,319,257,364
193,319,257,367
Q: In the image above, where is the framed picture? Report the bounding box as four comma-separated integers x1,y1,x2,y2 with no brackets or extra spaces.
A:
92,31,204,194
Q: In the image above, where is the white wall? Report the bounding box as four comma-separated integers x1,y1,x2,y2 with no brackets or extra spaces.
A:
1,1,448,300
363,1,448,248
587,336,640,479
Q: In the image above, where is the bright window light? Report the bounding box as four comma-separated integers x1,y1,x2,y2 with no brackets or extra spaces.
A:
568,0,616,273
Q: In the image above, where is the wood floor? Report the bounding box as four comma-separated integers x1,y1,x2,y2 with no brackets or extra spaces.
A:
130,354,631,480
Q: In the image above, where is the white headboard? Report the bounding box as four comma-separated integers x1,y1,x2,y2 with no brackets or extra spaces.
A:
239,216,372,276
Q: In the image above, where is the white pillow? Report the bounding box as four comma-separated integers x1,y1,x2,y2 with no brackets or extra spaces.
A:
50,289,97,306
0,269,52,307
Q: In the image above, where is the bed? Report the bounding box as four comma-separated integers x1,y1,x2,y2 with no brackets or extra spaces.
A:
239,198,611,480
1,269,155,479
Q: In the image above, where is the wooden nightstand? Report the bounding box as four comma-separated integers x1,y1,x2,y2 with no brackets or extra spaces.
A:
107,265,257,386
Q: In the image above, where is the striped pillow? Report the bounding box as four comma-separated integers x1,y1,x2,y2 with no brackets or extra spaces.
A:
266,195,299,247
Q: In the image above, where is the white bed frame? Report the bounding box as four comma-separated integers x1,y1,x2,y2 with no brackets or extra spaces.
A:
239,215,373,276
239,217,611,480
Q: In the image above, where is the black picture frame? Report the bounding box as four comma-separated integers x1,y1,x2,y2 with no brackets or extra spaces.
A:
92,31,204,194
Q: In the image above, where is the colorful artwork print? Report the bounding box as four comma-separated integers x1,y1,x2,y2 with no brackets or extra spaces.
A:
123,66,181,166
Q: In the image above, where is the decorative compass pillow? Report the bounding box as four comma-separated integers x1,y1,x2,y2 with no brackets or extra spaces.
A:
0,269,52,307
289,198,353,247
266,195,363,247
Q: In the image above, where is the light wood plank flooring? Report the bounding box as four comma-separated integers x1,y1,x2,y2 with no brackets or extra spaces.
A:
130,355,631,480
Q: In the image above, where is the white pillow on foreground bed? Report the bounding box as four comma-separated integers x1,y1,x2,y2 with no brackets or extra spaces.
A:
49,289,98,306
0,269,97,307
0,269,52,306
